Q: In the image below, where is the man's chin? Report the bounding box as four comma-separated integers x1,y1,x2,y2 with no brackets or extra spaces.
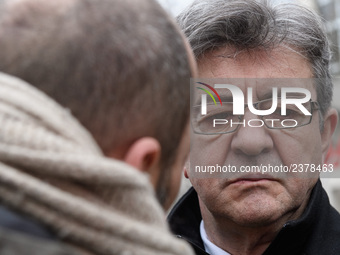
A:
228,197,287,227
229,210,283,228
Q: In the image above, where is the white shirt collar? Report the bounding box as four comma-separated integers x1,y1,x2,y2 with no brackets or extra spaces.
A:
200,220,231,255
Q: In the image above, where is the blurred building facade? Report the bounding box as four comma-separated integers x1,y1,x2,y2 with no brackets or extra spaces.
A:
302,0,340,211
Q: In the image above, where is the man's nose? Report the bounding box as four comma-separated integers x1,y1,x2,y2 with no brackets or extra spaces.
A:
230,111,274,156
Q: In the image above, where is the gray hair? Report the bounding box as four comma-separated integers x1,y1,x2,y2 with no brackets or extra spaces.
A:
178,0,332,120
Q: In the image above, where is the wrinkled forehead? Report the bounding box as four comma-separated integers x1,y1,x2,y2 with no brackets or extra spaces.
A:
197,46,313,78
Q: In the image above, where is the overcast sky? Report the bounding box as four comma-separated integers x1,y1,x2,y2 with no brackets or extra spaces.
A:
156,0,313,17
156,0,194,16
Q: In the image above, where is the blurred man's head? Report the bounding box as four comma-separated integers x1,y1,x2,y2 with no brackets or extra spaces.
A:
0,0,197,209
179,0,337,232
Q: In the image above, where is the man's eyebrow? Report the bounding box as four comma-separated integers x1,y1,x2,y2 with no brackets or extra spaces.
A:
257,91,307,100
219,95,234,102
193,94,234,105
258,90,278,100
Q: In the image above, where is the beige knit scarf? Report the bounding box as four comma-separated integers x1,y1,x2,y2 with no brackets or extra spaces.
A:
0,72,193,255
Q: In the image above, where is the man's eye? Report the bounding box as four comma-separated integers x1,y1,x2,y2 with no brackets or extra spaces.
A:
196,111,234,133
268,108,300,119
285,109,298,117
268,109,283,118
203,111,233,121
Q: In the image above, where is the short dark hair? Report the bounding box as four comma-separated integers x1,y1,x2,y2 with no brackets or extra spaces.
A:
0,0,191,172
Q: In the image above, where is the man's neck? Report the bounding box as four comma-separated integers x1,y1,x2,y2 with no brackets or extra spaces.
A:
203,220,278,255
200,198,309,255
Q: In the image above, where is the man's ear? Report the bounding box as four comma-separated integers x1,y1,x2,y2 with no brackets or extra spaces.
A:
124,137,161,189
321,108,338,160
183,159,190,179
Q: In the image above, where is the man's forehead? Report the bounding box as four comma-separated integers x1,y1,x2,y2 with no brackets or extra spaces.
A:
197,46,313,79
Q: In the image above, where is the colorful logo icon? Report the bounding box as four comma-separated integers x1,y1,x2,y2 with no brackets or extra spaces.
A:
196,82,222,106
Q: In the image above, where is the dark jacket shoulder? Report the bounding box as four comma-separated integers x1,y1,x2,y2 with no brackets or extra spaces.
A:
0,227,80,255
0,205,80,255
168,180,340,255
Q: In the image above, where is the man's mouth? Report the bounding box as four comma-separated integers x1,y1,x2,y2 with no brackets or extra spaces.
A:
228,174,278,185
